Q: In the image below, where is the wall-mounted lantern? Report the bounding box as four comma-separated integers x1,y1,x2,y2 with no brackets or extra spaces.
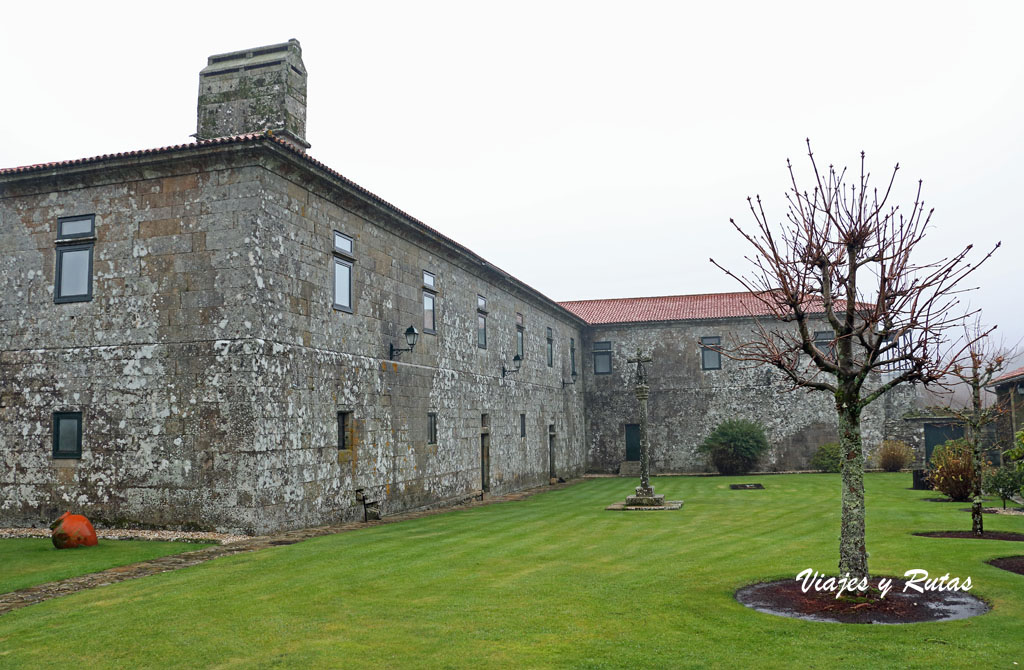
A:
389,325,419,360
502,354,522,378
562,369,578,388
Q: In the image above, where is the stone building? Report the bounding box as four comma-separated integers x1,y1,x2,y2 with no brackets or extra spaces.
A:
988,365,1024,454
0,41,918,534
560,294,920,473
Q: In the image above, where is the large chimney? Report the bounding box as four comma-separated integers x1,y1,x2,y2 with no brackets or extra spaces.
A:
197,39,309,151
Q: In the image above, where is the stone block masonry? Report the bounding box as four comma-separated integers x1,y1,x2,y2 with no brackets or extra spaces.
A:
0,141,586,533
582,320,919,473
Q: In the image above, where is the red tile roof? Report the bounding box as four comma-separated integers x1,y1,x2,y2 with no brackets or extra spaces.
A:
559,292,789,324
989,365,1024,387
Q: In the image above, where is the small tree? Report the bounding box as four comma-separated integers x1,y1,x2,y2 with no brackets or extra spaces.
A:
984,465,1023,510
714,141,998,581
943,326,1009,534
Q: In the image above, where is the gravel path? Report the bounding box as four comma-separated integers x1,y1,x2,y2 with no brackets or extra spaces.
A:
0,480,578,617
0,528,247,544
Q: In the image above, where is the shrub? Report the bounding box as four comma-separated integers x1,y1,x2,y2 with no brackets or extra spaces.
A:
699,419,769,475
927,439,979,502
877,439,913,472
809,442,842,473
984,465,1024,509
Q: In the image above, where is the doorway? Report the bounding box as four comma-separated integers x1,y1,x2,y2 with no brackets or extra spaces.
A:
625,423,641,461
924,422,964,462
481,432,490,492
548,424,556,480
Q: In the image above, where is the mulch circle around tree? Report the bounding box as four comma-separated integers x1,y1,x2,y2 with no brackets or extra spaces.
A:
914,531,1024,542
735,578,988,624
987,556,1024,576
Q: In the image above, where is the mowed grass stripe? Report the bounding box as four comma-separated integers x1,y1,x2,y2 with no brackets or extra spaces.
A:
0,474,1021,669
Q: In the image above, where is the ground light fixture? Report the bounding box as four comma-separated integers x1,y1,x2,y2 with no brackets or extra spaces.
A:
502,354,522,378
389,325,419,360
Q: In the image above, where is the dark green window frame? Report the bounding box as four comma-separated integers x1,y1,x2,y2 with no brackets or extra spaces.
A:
423,291,436,334
570,338,576,376
546,328,554,367
814,330,836,361
338,411,353,450
333,231,355,313
700,336,721,370
477,296,488,349
52,411,83,459
593,341,612,375
520,413,526,438
54,243,94,303
428,412,438,445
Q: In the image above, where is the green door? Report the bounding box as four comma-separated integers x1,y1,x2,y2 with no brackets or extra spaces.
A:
924,422,964,462
625,424,641,461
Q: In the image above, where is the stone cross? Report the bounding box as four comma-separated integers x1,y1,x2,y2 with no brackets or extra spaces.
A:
627,349,652,387
625,349,659,503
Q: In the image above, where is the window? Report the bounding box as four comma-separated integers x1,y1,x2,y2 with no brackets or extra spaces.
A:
700,336,721,370
593,341,612,375
337,411,352,450
570,338,577,376
520,413,526,438
428,412,438,445
333,231,354,312
52,411,82,459
477,295,487,349
423,271,437,335
516,313,525,359
879,333,908,371
814,331,835,361
423,292,436,333
55,215,95,303
546,328,554,367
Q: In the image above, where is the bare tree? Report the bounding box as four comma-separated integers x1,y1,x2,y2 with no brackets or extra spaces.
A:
944,324,1010,536
713,141,999,581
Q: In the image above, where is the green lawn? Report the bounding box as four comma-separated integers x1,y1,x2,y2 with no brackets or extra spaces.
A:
0,474,1022,669
0,538,211,595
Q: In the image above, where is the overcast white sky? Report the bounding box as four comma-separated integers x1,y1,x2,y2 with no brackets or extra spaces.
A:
3,1,1021,357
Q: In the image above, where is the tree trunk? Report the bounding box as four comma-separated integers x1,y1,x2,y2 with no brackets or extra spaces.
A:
971,437,984,535
969,378,984,536
838,403,868,582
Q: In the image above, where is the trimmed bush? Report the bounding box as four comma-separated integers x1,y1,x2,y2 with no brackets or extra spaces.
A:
699,420,769,475
984,465,1024,509
927,439,979,502
877,440,913,472
809,442,842,473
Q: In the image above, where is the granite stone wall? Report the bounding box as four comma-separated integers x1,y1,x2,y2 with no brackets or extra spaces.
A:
0,143,586,533
582,319,921,474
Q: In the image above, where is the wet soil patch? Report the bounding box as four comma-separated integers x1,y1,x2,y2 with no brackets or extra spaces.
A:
914,531,1024,542
736,578,988,624
987,556,1024,576
730,484,764,490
